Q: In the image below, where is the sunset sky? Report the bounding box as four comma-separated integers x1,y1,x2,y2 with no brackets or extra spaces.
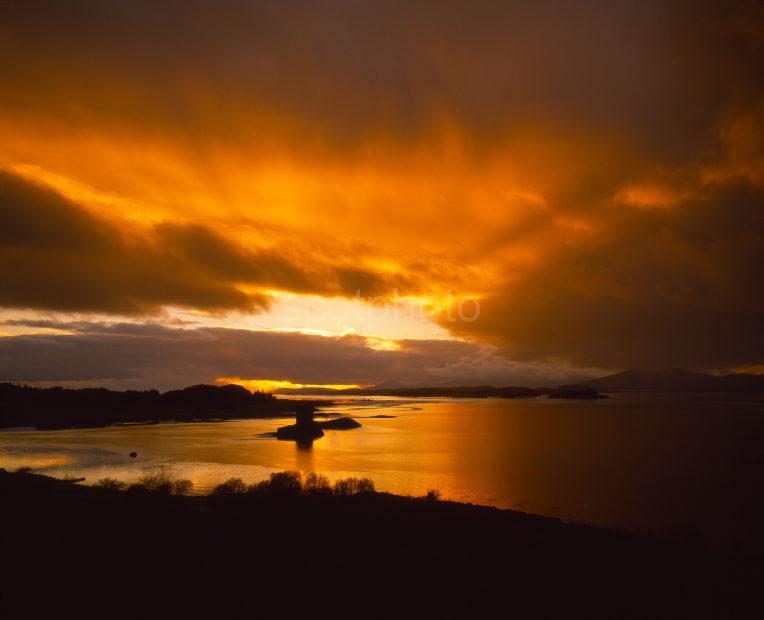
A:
1,0,763,389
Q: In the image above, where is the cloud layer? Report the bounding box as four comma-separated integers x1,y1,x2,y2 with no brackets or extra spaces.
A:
441,181,764,369
0,1,763,376
0,170,416,313
0,321,599,389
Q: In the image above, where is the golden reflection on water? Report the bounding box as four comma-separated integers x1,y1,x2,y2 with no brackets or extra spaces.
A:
0,451,73,470
2,395,764,548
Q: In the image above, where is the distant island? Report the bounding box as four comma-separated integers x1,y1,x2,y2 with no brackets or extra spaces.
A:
274,368,764,396
3,367,762,430
274,385,559,398
585,368,764,393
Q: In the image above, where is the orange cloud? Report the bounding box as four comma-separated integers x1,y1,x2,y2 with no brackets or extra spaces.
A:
0,1,762,374
614,183,685,210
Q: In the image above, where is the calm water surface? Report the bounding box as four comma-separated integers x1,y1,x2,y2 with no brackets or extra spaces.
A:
2,393,763,549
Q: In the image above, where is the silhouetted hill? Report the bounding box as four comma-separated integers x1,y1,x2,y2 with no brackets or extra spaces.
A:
2,470,761,618
0,383,296,429
587,369,764,392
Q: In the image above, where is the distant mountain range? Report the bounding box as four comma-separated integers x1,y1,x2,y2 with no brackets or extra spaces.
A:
275,369,764,395
585,368,764,393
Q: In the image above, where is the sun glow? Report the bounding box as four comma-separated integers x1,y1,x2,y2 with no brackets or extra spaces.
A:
216,377,368,392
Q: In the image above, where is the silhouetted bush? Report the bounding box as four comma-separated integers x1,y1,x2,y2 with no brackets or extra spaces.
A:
15,466,32,474
247,480,270,494
135,465,193,495
303,472,332,495
172,479,194,496
268,471,303,494
212,477,247,495
94,478,127,491
138,466,174,493
246,471,304,496
333,477,375,495
57,469,383,499
357,478,375,493
425,489,441,501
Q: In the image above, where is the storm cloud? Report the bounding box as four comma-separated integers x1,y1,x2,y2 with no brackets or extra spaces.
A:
0,170,413,313
442,181,764,370
0,1,763,376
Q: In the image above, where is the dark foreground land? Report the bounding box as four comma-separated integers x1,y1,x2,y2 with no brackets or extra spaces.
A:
1,471,761,618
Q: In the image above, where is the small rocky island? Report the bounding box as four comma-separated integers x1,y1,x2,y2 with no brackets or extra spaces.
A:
276,403,361,444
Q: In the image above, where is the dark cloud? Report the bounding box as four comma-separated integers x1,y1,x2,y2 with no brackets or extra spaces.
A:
0,170,115,251
0,321,599,389
443,182,764,370
0,170,262,313
0,171,412,314
1,1,761,158
334,267,408,297
154,223,320,293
